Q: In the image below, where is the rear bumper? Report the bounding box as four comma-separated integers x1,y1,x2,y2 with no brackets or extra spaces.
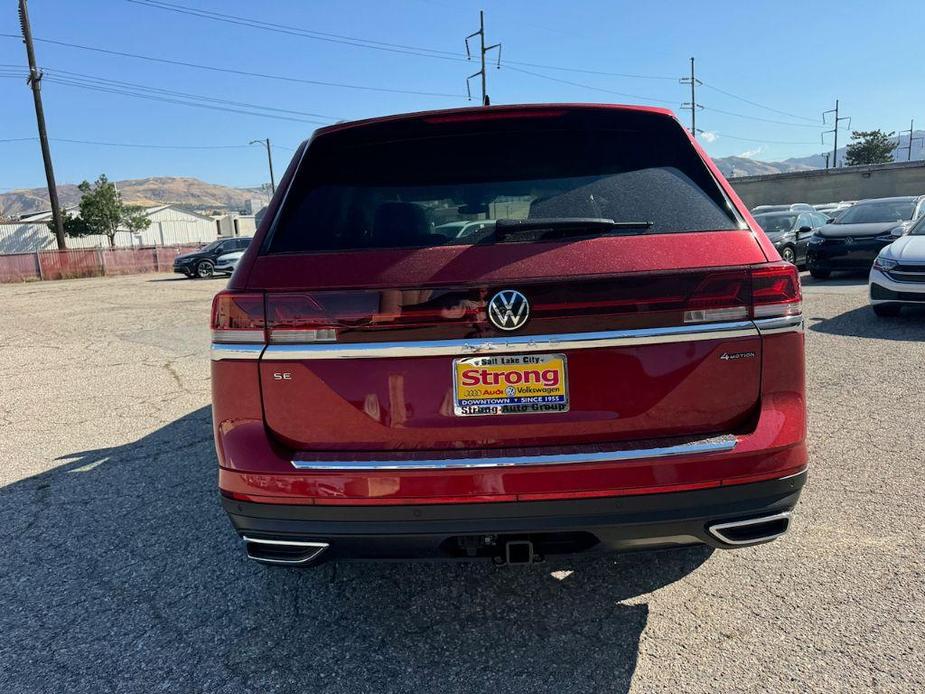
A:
223,470,806,562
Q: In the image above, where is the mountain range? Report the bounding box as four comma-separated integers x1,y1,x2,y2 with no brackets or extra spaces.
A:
714,130,925,177
0,177,267,219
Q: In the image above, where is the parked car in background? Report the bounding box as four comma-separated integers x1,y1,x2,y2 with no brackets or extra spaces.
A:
869,213,925,316
434,220,495,239
806,196,925,279
173,237,252,278
215,251,244,275
814,201,856,220
753,210,827,265
751,203,815,214
211,103,806,567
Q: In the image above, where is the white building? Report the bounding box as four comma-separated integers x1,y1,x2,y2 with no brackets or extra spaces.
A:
0,205,223,254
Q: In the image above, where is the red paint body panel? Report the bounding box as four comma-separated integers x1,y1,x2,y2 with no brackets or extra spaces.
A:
258,336,762,450
212,103,807,514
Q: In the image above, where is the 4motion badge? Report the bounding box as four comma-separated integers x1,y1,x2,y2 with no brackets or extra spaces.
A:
720,351,756,361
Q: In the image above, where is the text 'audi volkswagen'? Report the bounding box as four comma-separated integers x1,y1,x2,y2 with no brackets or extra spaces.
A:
211,104,807,566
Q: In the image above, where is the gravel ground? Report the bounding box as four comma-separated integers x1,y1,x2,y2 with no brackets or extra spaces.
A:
0,272,923,693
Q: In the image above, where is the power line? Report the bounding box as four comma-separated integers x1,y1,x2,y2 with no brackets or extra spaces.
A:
0,34,465,98
505,60,675,81
679,57,702,137
702,106,826,129
702,131,822,146
465,10,501,104
44,67,340,120
898,120,923,162
33,68,335,125
18,0,65,248
1,136,302,150
700,82,820,124
124,0,836,133
125,0,468,62
822,100,851,167
504,65,676,105
126,1,682,82
6,60,339,125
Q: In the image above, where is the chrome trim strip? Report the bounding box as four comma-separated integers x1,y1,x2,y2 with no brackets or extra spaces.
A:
707,511,792,546
263,321,758,360
242,536,329,565
754,315,803,335
291,434,737,470
210,343,265,361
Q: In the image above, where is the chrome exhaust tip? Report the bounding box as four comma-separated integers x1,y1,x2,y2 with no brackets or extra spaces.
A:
707,512,792,546
242,536,329,565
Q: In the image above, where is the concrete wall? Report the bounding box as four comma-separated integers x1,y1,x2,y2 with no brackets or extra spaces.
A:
729,160,925,207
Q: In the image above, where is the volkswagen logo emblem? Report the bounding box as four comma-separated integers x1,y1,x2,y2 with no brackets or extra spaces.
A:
487,289,530,331
845,237,854,245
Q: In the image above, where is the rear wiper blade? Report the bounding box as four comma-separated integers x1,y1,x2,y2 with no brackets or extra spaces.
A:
494,217,653,239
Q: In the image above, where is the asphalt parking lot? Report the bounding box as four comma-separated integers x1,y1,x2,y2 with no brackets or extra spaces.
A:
1,272,923,693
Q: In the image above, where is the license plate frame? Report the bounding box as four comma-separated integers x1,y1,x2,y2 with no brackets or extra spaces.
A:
452,353,569,417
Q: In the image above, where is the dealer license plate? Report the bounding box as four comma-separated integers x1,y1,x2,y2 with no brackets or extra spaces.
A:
452,353,569,417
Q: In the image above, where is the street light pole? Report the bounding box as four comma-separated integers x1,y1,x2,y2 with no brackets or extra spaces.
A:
250,138,275,194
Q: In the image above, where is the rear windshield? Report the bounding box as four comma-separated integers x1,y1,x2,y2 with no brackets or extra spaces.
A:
836,200,915,224
754,213,797,234
267,109,740,254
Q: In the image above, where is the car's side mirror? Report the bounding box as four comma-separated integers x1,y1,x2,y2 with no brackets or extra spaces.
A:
799,226,812,234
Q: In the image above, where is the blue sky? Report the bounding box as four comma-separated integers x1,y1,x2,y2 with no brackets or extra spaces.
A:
2,0,923,191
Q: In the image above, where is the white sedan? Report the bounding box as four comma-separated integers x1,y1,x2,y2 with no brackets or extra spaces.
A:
869,216,925,316
214,250,244,275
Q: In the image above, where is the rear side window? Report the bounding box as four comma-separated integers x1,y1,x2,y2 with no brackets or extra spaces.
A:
267,109,741,254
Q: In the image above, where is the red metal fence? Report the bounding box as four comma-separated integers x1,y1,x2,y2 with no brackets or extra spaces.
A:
0,245,202,283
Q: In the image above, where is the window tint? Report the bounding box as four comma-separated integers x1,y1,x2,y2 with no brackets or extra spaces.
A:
837,200,915,224
267,110,740,254
237,238,251,249
754,213,797,234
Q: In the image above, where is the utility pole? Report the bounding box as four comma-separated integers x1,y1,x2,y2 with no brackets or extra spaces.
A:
823,152,831,170
18,0,65,249
250,138,275,194
679,57,703,138
822,100,850,168
898,120,923,162
465,10,501,106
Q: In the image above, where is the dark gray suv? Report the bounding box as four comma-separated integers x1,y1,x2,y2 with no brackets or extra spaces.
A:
173,237,251,279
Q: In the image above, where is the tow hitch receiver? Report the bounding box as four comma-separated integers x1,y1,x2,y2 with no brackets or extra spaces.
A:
504,540,535,565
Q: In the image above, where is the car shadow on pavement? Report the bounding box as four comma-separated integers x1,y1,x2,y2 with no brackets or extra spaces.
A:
0,407,712,694
808,304,925,340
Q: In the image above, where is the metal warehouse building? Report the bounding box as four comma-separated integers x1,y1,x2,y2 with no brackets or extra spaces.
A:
0,205,223,254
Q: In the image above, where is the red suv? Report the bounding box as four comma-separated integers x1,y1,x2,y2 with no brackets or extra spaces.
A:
211,104,806,566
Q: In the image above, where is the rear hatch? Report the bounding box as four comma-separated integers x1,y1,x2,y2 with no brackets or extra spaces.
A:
227,106,792,452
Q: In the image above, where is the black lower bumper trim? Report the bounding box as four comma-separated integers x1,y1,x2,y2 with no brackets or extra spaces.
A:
222,472,807,562
870,283,925,302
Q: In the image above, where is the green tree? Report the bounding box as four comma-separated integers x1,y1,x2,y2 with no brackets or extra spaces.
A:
53,174,151,248
843,130,896,166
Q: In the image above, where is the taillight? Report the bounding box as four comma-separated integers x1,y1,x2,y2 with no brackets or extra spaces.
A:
750,262,802,318
682,270,750,323
210,291,265,343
